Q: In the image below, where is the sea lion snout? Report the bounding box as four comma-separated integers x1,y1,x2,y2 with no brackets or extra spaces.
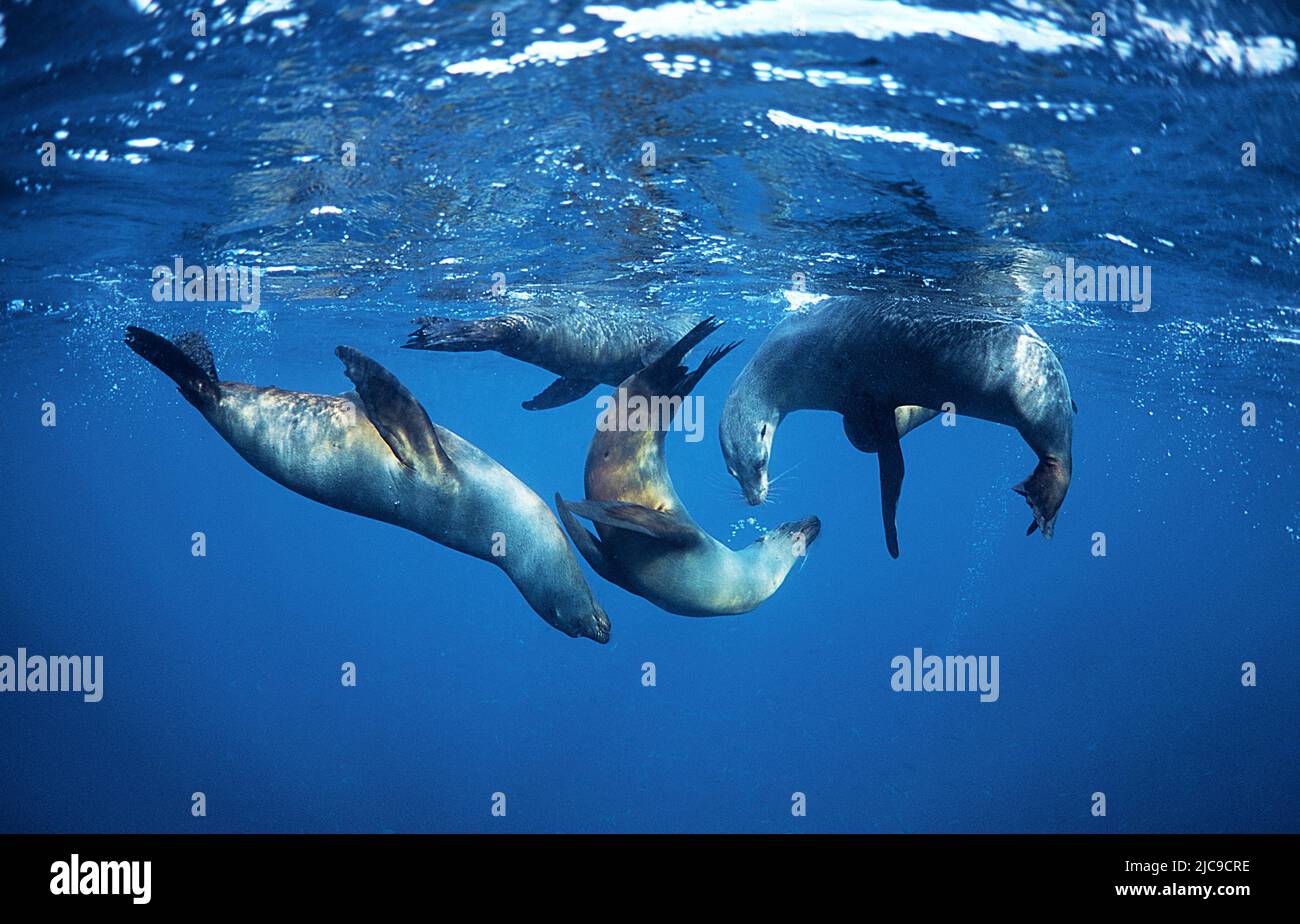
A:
767,514,820,554
719,398,775,506
586,604,612,644
790,515,821,546
552,592,611,644
740,466,768,506
723,452,769,505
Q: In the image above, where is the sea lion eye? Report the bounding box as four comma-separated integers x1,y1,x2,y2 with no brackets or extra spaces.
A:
759,424,768,440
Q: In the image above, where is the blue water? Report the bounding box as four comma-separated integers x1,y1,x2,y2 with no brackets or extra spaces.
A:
1,0,1297,833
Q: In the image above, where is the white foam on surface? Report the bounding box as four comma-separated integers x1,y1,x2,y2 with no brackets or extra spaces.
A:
1135,12,1297,75
585,0,1098,53
783,289,830,311
241,0,297,26
447,38,608,77
767,109,978,155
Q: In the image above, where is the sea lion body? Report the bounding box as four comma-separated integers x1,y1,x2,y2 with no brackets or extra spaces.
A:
126,327,610,643
720,297,1074,554
211,385,534,560
405,305,701,409
557,319,819,617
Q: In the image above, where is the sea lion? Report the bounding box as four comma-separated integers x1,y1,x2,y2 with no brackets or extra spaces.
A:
125,326,610,643
719,296,1074,557
404,304,701,410
556,318,820,617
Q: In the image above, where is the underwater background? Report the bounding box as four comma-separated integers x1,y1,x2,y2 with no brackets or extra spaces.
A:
1,0,1297,833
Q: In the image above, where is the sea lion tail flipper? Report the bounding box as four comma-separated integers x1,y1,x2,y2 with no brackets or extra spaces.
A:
563,499,700,547
636,316,724,391
523,377,599,411
652,316,724,370
673,340,743,398
335,346,451,472
636,316,742,398
124,326,221,406
1012,458,1069,539
878,438,904,559
403,315,513,353
555,494,618,581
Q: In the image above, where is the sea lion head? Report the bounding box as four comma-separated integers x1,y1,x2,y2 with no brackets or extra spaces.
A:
745,514,821,592
763,514,821,555
561,598,612,644
720,387,777,505
531,554,612,644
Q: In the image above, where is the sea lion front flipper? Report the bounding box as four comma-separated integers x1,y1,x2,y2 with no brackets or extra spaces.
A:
843,409,879,452
878,437,904,559
523,377,599,411
894,405,940,439
335,346,451,472
562,500,700,547
845,405,936,452
845,400,906,558
554,494,620,582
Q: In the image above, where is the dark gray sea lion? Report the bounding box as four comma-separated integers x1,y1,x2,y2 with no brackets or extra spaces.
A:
556,318,820,617
404,304,701,410
125,326,610,643
719,296,1074,557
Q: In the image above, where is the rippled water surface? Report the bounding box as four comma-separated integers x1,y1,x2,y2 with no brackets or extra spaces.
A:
1,1,1297,833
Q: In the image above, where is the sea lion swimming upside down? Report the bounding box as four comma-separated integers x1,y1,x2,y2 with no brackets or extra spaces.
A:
557,318,820,617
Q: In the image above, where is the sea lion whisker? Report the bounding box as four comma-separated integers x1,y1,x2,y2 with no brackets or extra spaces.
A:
768,460,803,487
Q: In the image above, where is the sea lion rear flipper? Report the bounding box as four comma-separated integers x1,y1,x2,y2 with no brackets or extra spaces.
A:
555,494,620,581
563,499,700,547
635,317,742,400
523,377,598,411
335,346,451,472
124,326,221,408
172,331,218,381
1012,457,1069,539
